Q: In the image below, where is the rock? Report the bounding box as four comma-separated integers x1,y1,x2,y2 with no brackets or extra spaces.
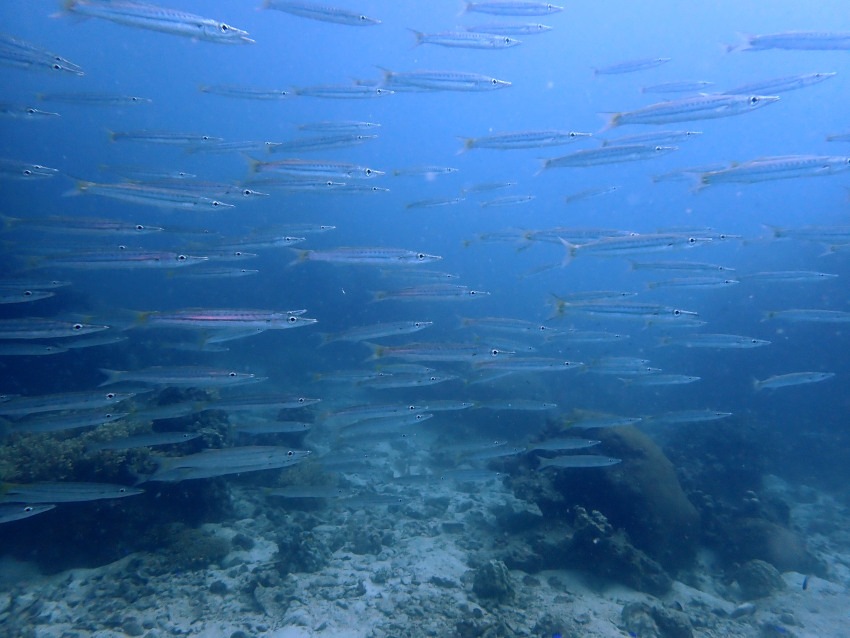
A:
231,533,254,551
275,530,330,574
472,560,514,602
209,580,228,595
622,603,660,638
760,622,798,638
722,518,826,576
622,602,694,638
566,508,672,596
546,425,700,570
500,544,544,573
651,605,694,638
351,529,382,555
735,559,786,600
121,618,144,637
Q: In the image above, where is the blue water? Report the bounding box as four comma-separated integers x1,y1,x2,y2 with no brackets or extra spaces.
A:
1,0,849,579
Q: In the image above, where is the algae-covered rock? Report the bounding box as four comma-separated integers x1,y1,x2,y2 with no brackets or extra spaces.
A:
735,559,787,599
622,602,694,638
722,517,826,576
143,523,230,573
566,507,672,595
275,528,330,574
472,559,514,602
547,425,700,569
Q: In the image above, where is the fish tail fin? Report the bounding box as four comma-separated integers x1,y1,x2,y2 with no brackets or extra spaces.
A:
375,66,393,84
97,368,123,387
455,137,475,155
407,28,423,48
557,237,577,266
753,378,763,391
62,179,90,197
534,158,550,176
761,223,783,239
288,249,309,266
240,153,263,172
548,294,566,319
598,112,621,133
724,32,752,54
52,0,80,18
363,342,385,360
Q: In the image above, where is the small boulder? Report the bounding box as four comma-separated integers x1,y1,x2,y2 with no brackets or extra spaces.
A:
735,559,786,600
472,559,514,602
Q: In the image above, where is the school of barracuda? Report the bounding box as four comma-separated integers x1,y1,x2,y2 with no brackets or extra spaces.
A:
0,0,847,526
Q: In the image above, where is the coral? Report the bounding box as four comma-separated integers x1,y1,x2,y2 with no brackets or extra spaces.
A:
142,523,230,573
564,507,672,596
472,559,514,602
274,528,330,574
721,517,826,576
734,559,787,600
540,424,700,570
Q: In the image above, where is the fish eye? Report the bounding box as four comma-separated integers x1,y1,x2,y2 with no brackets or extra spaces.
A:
22,169,32,176
118,487,127,493
750,96,759,104
416,414,424,420
53,63,61,70
228,371,237,377
491,349,500,356
673,309,682,316
118,244,127,250
365,168,373,175
24,506,34,512
234,251,243,256
359,14,368,20
287,450,294,456
23,290,32,296
177,254,187,261
417,253,425,260
27,108,36,114
751,339,758,343
469,290,477,296
219,24,229,32
243,189,251,196
73,323,83,330
106,393,116,399
136,225,144,230
688,237,696,243
408,405,416,410
569,131,577,137
212,200,221,207
491,78,498,85
504,37,511,43
288,315,298,323
298,397,305,403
